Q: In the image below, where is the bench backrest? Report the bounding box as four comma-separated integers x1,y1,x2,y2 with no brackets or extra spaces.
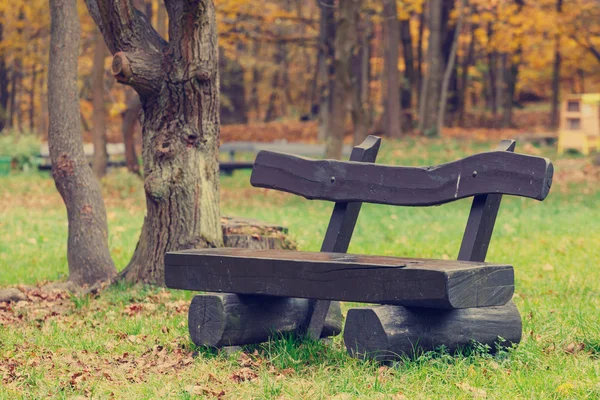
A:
250,136,554,262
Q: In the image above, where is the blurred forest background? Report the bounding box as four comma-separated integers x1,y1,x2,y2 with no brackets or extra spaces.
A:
1,0,599,155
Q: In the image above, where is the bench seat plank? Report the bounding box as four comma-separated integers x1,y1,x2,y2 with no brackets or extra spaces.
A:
165,249,514,309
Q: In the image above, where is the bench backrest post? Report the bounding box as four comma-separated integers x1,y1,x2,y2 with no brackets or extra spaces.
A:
306,135,381,340
457,140,516,262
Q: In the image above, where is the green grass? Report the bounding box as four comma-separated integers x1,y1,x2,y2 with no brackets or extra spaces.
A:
1,137,600,398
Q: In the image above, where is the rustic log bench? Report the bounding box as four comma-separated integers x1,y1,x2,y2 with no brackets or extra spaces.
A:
165,136,553,359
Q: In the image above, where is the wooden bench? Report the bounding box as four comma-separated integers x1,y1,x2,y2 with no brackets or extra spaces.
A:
165,136,554,359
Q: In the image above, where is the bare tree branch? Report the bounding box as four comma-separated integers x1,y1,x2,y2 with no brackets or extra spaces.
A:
83,0,167,95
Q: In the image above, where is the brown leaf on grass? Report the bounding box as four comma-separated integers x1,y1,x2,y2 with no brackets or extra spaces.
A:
564,342,585,354
456,381,487,398
230,367,259,383
238,352,262,368
123,304,143,316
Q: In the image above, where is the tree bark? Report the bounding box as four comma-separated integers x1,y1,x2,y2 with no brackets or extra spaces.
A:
85,0,223,285
418,0,443,136
325,0,361,159
550,0,563,130
317,0,336,141
437,0,465,135
48,0,117,286
91,28,109,178
382,0,402,138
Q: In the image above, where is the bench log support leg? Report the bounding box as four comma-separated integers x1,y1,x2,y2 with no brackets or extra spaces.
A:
344,140,523,360
344,300,522,361
188,293,343,347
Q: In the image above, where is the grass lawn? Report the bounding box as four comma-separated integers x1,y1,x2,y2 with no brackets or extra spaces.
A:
1,137,599,399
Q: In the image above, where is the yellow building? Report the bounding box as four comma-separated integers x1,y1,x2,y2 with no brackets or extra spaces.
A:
558,93,600,155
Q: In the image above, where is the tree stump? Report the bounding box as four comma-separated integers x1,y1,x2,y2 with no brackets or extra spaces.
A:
221,216,297,250
344,301,522,361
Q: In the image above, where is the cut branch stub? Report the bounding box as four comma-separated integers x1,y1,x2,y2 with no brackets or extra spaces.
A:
112,52,133,84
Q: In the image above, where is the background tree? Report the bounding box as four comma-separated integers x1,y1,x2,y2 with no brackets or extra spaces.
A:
48,0,116,286
325,0,362,159
382,0,402,138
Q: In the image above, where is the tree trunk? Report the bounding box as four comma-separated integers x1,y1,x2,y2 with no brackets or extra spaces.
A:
48,0,117,286
458,17,476,127
0,17,9,132
317,0,336,141
399,17,414,113
416,8,425,107
351,10,370,145
220,48,248,125
249,41,261,119
382,0,402,138
85,0,223,285
441,0,458,126
550,0,563,130
121,90,142,175
29,65,37,133
91,29,109,178
419,0,443,136
486,21,497,124
325,0,360,159
437,0,465,135
502,50,520,128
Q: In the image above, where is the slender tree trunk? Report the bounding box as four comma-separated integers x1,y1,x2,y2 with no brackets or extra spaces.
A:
458,16,476,127
0,17,9,132
352,9,370,145
264,45,283,123
317,0,335,140
441,0,458,126
325,0,360,159
382,0,402,138
399,16,414,120
38,69,48,136
550,0,563,130
249,41,261,119
29,65,37,133
48,0,116,286
416,8,425,107
419,0,443,136
121,90,142,175
91,29,109,178
502,47,521,128
85,0,223,285
437,0,465,135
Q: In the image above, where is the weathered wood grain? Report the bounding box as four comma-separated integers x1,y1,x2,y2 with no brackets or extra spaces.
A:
250,150,553,206
307,135,381,340
344,301,522,361
187,293,343,347
165,248,514,309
